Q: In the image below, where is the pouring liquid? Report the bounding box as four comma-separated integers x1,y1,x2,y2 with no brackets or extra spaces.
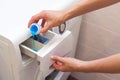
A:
32,34,38,52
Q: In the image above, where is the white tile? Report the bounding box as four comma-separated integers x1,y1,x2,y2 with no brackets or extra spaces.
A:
72,72,114,80
78,21,120,56
73,3,120,80
75,43,106,61
82,4,120,35
105,73,120,80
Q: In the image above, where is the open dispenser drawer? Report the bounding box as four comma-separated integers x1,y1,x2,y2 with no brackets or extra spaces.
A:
20,30,73,78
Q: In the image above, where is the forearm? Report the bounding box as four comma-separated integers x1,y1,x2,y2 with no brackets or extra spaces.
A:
63,0,120,21
80,53,120,73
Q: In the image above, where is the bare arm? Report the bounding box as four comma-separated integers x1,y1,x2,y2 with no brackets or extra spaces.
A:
51,53,120,73
28,0,120,73
28,0,120,34
63,0,120,21
50,0,120,73
82,53,120,73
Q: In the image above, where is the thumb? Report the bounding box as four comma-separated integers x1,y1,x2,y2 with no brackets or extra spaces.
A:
40,22,52,34
51,55,65,63
28,11,44,28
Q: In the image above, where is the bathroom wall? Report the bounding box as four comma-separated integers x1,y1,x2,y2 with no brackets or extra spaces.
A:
71,3,120,80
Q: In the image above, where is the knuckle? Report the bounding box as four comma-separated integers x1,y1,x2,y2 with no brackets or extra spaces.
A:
60,69,65,72
41,10,47,14
59,67,65,72
31,16,36,20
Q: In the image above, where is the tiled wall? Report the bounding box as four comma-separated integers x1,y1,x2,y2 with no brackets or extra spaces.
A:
71,3,120,80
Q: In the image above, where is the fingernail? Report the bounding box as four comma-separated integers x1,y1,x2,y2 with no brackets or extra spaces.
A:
40,32,43,35
51,56,53,58
51,55,57,59
57,61,63,66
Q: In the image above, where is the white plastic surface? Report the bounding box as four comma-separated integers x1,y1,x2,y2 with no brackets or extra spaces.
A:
20,30,73,78
0,0,76,45
0,0,80,80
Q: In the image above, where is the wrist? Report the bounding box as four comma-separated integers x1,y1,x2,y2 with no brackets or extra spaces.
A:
61,9,72,22
77,61,90,72
77,61,97,72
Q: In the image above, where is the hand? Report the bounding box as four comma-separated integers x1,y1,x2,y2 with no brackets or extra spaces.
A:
51,55,86,72
28,10,66,34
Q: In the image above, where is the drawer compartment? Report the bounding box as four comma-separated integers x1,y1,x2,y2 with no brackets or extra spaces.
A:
19,30,73,78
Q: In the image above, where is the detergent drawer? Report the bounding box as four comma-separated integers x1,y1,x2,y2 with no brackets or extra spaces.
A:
20,30,55,58
20,30,73,78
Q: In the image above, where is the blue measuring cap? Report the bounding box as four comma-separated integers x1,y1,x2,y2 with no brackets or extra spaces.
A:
30,23,40,36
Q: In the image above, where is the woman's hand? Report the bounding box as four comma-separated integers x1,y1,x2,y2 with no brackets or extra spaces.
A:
28,10,66,34
51,55,86,72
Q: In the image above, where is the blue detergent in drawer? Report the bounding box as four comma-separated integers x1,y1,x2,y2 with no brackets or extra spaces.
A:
32,35,49,44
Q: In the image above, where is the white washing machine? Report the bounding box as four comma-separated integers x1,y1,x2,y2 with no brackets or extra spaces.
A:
0,0,82,80
52,15,82,80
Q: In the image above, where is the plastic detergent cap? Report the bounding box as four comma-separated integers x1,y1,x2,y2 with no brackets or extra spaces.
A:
30,23,41,35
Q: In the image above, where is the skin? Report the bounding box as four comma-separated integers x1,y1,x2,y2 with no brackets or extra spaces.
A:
28,0,120,73
51,54,120,73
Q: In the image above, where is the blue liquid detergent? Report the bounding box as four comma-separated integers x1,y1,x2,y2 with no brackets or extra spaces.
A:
32,35,38,52
30,23,40,52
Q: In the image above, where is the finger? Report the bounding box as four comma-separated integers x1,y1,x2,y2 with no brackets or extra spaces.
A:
28,13,43,28
40,22,52,34
51,55,65,63
41,19,46,27
52,63,59,69
56,61,63,66
52,62,62,70
28,17,39,28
